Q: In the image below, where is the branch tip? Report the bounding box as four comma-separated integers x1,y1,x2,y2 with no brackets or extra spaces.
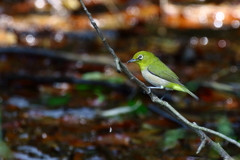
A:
196,134,207,154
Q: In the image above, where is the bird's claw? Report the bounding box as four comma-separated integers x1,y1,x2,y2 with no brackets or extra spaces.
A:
143,87,151,94
147,87,151,94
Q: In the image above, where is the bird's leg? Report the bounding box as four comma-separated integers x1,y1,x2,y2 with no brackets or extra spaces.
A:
160,90,168,100
146,86,165,94
147,86,171,100
148,86,165,90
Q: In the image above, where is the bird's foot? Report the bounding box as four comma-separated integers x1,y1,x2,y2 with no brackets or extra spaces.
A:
144,87,151,94
146,86,164,94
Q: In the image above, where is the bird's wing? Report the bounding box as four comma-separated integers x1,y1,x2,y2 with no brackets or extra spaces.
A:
147,64,182,85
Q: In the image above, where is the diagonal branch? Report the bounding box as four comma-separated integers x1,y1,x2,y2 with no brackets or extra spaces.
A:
80,2,121,73
79,0,238,159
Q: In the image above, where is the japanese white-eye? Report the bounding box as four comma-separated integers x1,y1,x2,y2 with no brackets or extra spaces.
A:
127,51,199,100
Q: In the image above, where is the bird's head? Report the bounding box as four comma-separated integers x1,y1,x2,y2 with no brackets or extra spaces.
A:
127,51,156,68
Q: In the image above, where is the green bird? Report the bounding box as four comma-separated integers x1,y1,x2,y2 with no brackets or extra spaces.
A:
127,51,199,100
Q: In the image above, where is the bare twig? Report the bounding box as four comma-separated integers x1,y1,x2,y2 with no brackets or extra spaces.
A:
192,123,234,160
79,0,238,159
80,1,121,72
150,95,240,147
148,100,234,159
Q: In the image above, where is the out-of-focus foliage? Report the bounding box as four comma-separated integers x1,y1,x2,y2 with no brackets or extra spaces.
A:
162,129,186,150
217,115,235,138
0,141,12,159
82,71,125,84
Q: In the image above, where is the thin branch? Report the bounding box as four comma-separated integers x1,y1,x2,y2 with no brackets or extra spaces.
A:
80,0,121,72
79,0,239,159
151,95,240,147
148,100,233,159
192,123,234,160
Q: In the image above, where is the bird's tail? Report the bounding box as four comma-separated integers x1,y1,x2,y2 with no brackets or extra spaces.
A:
169,83,199,100
172,84,199,100
183,87,199,100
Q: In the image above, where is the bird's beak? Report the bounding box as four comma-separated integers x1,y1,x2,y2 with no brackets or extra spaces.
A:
127,59,137,63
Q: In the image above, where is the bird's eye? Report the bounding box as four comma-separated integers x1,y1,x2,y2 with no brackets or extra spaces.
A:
138,55,143,60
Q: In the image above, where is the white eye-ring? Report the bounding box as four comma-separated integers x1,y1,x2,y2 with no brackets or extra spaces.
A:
138,55,143,60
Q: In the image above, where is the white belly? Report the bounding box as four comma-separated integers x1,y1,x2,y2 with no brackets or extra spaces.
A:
141,69,170,87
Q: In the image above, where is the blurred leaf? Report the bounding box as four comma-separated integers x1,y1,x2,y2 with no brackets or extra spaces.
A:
100,101,142,117
202,81,234,92
135,103,148,116
62,0,81,10
127,100,148,116
217,116,235,138
82,72,104,80
75,84,105,92
82,71,124,84
47,94,71,107
94,90,106,103
163,129,186,150
0,141,13,159
75,84,93,91
185,81,200,92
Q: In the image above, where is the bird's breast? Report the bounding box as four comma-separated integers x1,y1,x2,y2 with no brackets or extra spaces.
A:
141,69,170,87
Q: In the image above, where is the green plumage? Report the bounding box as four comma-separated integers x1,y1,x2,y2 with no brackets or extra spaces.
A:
127,51,199,100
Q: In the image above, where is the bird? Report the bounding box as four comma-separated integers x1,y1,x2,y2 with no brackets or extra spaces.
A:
127,51,199,100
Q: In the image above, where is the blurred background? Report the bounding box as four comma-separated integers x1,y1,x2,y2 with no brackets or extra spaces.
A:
0,0,240,159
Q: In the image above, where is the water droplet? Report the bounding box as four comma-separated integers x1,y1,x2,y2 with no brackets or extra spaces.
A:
126,6,140,15
198,12,207,24
104,65,114,76
76,61,83,68
215,12,225,21
98,19,106,28
190,37,198,45
79,118,86,124
26,34,36,46
128,17,138,26
226,98,232,104
53,82,69,89
214,20,223,28
200,37,208,45
231,20,240,28
54,32,64,42
35,0,46,9
218,40,226,48
230,66,238,73
42,133,47,139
